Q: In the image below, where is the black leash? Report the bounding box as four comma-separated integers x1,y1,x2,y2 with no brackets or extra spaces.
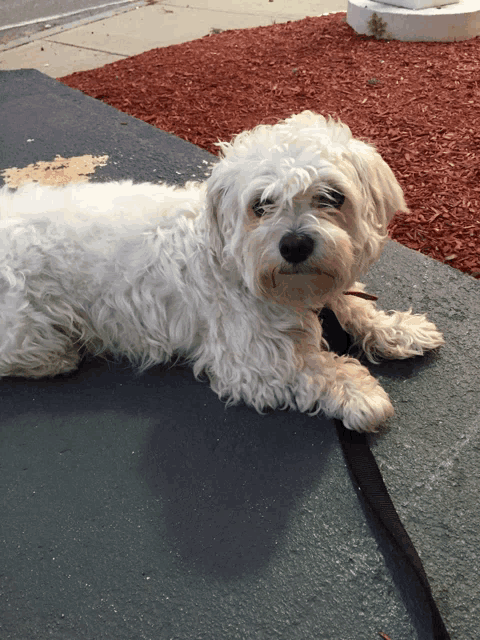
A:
335,422,451,640
318,308,451,640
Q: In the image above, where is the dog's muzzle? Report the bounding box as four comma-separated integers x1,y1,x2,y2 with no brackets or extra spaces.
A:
279,232,315,264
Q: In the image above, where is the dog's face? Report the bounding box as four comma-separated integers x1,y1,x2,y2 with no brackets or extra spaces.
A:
206,111,408,308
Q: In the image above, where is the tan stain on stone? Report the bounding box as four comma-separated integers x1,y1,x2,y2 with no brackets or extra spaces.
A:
1,154,109,188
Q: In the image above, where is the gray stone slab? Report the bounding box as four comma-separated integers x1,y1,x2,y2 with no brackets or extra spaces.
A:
0,69,214,186
1,68,478,639
364,241,480,638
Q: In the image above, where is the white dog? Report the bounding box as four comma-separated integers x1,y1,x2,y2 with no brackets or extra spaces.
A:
0,111,443,431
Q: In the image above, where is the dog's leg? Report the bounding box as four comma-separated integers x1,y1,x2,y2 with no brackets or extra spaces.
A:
1,342,81,378
0,332,81,378
293,351,394,432
201,322,392,432
0,297,81,378
331,289,444,362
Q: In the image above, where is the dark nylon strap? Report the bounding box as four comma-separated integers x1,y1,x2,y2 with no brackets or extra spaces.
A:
334,421,451,640
317,308,450,639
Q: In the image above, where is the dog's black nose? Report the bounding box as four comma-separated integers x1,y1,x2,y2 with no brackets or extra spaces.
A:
279,233,315,264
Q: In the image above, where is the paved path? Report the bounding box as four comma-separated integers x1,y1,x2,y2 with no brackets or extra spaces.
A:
0,0,346,77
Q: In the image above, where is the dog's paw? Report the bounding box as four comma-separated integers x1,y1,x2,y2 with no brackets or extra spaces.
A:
340,381,394,432
336,360,394,432
296,355,393,432
362,310,445,361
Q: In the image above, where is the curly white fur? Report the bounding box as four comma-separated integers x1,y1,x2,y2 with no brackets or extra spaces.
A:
0,111,444,431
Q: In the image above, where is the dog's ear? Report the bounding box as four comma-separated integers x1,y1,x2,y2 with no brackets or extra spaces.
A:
349,140,409,230
345,141,410,274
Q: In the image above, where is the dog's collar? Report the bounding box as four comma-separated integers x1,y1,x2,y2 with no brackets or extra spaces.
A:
343,290,378,301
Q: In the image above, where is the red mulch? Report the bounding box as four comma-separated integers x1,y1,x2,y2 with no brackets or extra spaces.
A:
59,13,480,278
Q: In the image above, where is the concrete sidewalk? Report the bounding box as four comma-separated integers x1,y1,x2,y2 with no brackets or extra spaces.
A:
0,0,347,78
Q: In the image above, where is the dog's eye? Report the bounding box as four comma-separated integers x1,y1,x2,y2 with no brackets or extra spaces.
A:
252,198,274,218
312,191,345,210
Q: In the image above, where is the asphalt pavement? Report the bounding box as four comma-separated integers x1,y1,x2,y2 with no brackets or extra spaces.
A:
1,0,135,30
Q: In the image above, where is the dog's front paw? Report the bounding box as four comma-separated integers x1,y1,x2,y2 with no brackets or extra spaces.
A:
295,355,393,432
337,360,394,432
340,378,394,432
402,313,445,353
363,310,445,361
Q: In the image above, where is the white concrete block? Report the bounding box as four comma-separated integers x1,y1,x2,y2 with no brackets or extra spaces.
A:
347,0,480,41
376,0,459,9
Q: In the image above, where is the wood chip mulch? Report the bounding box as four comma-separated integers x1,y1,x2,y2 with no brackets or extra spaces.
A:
59,12,480,279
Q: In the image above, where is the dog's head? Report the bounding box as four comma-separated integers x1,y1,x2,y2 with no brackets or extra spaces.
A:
205,111,408,308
